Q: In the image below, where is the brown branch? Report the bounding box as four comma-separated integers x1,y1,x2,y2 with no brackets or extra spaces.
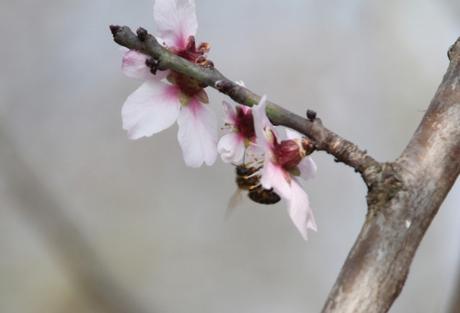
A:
322,39,460,313
110,25,460,312
109,25,381,186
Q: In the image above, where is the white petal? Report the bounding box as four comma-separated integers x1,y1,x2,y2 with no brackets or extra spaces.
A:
252,95,273,150
122,81,181,139
222,100,237,124
273,126,288,141
260,158,291,199
122,50,170,80
177,99,217,167
217,133,245,164
298,156,317,181
285,128,302,140
287,179,317,240
122,50,152,80
260,157,317,240
153,0,198,50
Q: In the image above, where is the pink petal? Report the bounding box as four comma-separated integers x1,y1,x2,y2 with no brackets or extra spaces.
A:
122,50,152,80
153,0,198,50
177,99,217,167
287,179,317,240
217,133,245,164
122,81,181,139
298,156,317,181
122,50,169,80
252,95,273,150
222,100,237,124
260,158,291,199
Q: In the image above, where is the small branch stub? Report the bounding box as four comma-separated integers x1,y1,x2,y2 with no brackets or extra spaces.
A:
307,109,317,121
136,27,148,41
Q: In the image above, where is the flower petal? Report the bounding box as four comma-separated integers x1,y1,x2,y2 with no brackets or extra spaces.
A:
298,156,317,181
122,50,169,80
177,99,217,167
122,81,181,139
260,158,291,199
122,50,152,80
222,100,237,124
252,95,273,150
153,0,198,50
287,179,317,240
217,133,245,164
285,128,302,140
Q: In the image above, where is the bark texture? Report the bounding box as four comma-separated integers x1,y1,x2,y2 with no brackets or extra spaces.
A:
322,39,460,313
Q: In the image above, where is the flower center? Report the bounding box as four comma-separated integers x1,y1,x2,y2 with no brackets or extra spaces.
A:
168,36,211,98
235,107,256,141
176,36,210,64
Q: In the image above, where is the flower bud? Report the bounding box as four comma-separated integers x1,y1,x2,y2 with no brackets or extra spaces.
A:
274,139,304,170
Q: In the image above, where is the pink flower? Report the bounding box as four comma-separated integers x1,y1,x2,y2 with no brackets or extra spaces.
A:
217,101,257,164
253,96,318,240
120,0,217,168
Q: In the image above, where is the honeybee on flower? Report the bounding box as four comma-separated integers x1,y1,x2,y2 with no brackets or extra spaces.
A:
218,96,318,240
253,97,317,240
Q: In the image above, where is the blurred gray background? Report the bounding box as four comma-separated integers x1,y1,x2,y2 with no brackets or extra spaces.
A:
1,0,459,312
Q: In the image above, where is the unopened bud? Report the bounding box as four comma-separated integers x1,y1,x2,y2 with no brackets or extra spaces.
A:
274,139,303,170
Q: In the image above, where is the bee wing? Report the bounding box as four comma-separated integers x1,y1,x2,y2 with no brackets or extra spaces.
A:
225,188,244,220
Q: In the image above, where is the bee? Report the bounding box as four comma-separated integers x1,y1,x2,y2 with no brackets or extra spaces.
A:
229,164,281,208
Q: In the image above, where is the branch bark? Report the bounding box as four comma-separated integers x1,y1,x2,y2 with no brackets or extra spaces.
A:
110,25,460,312
322,39,460,312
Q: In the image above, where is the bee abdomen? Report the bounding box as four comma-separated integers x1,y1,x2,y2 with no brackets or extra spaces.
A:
248,185,281,205
234,164,280,205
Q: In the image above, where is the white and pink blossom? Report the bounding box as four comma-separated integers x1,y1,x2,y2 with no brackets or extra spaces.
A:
253,96,317,240
120,0,217,168
217,101,258,164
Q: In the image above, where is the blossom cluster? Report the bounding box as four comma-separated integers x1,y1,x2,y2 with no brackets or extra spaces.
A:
118,0,317,240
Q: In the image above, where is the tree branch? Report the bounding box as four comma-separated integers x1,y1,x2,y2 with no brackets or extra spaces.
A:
322,38,460,313
109,25,381,186
110,25,460,313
